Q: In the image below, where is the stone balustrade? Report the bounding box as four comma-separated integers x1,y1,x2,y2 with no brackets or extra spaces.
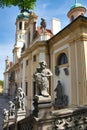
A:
4,105,87,130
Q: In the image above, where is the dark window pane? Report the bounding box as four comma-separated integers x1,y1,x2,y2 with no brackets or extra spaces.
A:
19,22,22,30
58,53,68,65
25,82,28,96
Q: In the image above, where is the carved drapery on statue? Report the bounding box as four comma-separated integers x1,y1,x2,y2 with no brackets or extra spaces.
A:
33,61,52,97
54,80,68,108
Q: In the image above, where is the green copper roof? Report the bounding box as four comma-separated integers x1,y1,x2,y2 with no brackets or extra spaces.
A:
70,3,84,10
17,10,29,20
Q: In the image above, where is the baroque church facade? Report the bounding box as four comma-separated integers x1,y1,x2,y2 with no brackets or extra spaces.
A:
4,2,87,112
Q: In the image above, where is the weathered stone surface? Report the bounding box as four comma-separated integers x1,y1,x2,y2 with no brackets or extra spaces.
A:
16,110,26,122
33,61,52,97
33,95,52,118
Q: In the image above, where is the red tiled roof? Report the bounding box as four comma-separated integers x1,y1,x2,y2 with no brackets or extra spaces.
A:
37,27,53,37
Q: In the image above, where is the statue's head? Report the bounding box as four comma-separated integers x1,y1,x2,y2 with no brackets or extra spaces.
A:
4,108,6,112
9,101,13,105
39,61,47,69
18,87,22,92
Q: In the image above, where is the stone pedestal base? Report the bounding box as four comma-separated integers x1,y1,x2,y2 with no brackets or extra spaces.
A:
3,121,8,129
8,116,15,126
16,110,26,122
33,95,52,118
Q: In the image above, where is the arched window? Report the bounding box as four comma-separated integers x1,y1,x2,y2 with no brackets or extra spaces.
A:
57,53,68,65
19,22,22,30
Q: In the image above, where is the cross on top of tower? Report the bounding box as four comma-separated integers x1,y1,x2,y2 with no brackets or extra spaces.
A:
75,0,78,4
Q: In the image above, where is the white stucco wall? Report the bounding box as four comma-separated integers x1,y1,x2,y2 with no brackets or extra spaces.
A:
4,72,9,94
21,57,29,107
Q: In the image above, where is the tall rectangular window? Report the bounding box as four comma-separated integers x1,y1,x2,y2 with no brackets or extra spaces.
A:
28,32,30,46
25,82,28,96
33,55,36,62
33,82,36,96
19,22,22,30
26,60,28,66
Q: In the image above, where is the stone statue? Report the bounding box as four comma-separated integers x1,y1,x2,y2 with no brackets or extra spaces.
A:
9,101,15,117
54,80,63,99
40,18,46,30
54,80,68,108
6,56,10,71
15,87,25,110
33,61,52,97
3,109,9,122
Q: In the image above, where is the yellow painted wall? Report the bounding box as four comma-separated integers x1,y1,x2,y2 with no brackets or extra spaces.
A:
0,85,3,93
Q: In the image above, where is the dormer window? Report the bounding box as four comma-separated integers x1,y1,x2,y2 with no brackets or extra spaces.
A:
19,22,22,30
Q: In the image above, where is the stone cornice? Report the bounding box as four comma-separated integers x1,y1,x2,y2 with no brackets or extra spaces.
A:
19,41,47,61
48,16,87,46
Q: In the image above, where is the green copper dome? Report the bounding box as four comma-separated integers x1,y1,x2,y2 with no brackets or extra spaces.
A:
17,10,30,20
70,3,84,10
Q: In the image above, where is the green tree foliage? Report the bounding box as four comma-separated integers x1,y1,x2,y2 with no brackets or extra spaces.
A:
0,80,3,87
0,0,37,10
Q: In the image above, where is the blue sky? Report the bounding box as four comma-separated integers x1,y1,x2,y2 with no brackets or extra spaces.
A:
0,0,87,80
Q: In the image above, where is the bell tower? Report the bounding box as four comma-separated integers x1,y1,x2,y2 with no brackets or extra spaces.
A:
13,10,29,64
67,0,86,22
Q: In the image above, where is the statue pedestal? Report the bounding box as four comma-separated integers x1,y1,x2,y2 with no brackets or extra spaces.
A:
33,95,52,118
3,120,8,129
8,116,15,125
16,110,26,122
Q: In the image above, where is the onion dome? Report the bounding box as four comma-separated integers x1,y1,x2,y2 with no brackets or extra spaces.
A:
67,1,86,22
17,9,30,20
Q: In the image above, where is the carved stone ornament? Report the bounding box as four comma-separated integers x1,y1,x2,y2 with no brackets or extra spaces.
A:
55,66,60,76
54,80,68,108
53,113,87,130
64,67,69,75
3,109,9,122
33,61,52,97
15,87,25,110
9,101,15,117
